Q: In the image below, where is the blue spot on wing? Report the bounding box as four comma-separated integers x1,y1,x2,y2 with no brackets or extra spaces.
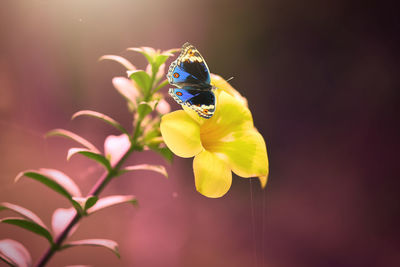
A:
169,88,216,119
168,88,198,104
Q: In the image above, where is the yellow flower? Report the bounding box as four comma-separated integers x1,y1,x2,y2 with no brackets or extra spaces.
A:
160,75,269,198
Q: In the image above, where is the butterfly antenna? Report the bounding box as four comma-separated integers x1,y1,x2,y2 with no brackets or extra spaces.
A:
225,76,234,83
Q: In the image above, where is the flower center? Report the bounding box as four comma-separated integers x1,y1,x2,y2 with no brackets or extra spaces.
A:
200,126,230,152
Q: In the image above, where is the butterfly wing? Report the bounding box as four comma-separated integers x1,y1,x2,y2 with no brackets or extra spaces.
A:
167,43,216,118
168,88,198,106
167,43,211,89
186,90,216,119
169,88,216,119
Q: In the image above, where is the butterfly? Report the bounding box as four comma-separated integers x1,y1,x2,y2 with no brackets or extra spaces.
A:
167,42,216,119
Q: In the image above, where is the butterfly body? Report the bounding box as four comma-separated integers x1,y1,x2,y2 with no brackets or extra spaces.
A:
167,43,215,118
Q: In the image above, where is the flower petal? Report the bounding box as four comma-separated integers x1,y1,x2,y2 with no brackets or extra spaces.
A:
258,175,268,188
211,129,269,178
182,104,206,126
193,150,232,198
211,74,248,107
160,110,203,158
200,91,253,144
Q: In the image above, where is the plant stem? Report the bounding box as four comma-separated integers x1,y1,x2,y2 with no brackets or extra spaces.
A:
35,212,81,267
35,143,136,267
152,79,169,94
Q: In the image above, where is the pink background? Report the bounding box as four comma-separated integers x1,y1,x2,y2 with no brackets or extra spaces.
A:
0,0,398,266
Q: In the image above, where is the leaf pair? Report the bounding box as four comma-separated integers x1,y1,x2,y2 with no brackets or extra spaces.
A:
103,46,178,101
47,110,130,171
127,46,178,83
0,195,138,264
15,169,84,214
0,239,32,267
0,238,120,266
0,202,53,245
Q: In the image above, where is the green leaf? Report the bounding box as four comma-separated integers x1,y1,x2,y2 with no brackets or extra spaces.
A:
127,47,155,64
0,239,32,267
143,129,161,143
137,102,153,119
15,169,81,197
15,169,83,213
0,218,53,245
46,129,100,153
86,195,137,215
99,55,136,70
127,70,151,93
127,47,178,67
0,202,47,230
155,54,169,66
162,48,180,55
72,196,98,211
62,239,120,258
148,145,174,163
159,147,174,163
72,110,129,135
152,54,169,76
67,148,111,171
84,196,98,211
120,164,168,178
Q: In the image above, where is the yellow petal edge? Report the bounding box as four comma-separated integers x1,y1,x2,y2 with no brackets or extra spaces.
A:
160,110,203,158
193,150,232,198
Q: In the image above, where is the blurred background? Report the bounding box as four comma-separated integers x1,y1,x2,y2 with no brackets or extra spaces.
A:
0,0,399,266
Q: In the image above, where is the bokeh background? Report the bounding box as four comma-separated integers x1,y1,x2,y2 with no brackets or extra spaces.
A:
0,0,398,266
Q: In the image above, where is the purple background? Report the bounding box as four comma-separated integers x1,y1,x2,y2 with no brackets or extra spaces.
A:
0,0,398,266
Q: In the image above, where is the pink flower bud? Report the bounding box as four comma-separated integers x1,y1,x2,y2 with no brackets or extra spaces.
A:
156,99,171,114
104,134,131,166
